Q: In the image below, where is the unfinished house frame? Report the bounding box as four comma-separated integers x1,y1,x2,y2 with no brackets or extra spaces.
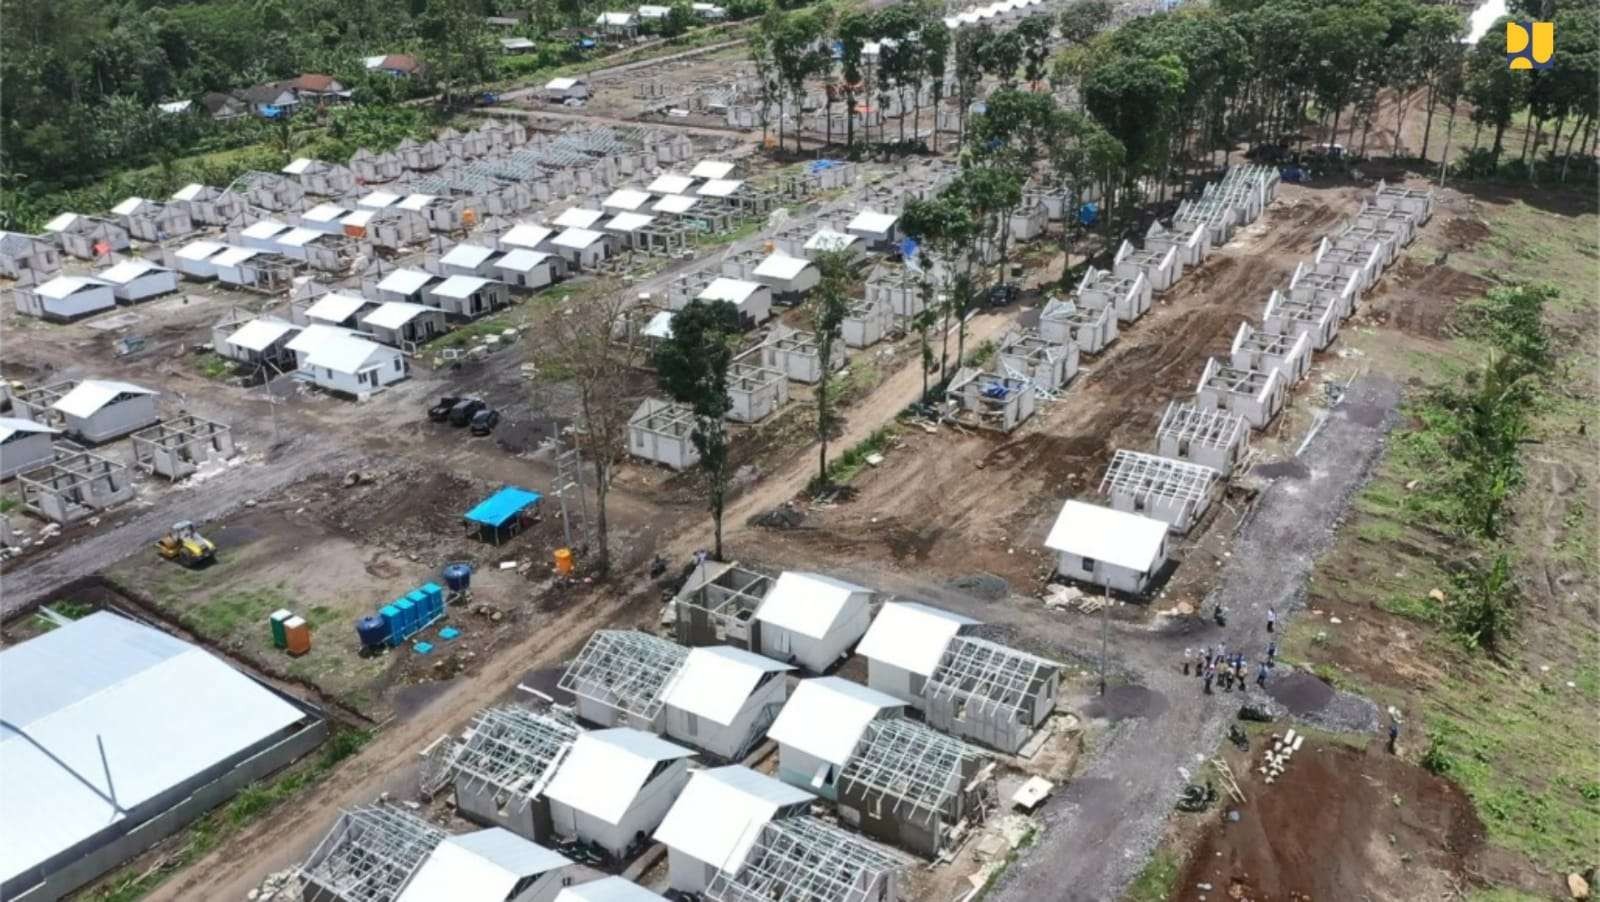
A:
703,817,906,902
671,561,773,649
1230,322,1312,385
1172,195,1238,247
762,325,845,385
230,171,306,213
1038,297,1117,354
836,718,988,859
1154,401,1250,473
1196,358,1286,430
864,261,926,322
558,629,688,730
629,399,701,471
1008,202,1047,241
129,416,237,480
998,328,1078,393
1262,289,1340,351
947,368,1036,433
842,297,892,349
666,270,718,310
1099,448,1221,533
1351,202,1417,247
1330,222,1399,269
16,450,135,523
1372,180,1434,224
1146,221,1209,268
10,380,74,426
1112,240,1181,293
1311,236,1383,292
446,706,578,841
1075,267,1151,323
922,637,1059,754
298,806,446,902
1288,262,1360,319
725,361,789,424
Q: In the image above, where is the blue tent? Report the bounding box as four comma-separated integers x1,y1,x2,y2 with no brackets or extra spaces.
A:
464,486,542,544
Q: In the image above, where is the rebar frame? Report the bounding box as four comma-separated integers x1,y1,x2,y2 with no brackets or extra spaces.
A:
923,636,1058,722
451,706,579,810
837,718,984,827
298,806,445,902
703,816,908,902
557,629,688,722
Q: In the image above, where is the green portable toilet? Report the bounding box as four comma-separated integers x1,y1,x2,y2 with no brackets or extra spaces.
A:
269,609,293,649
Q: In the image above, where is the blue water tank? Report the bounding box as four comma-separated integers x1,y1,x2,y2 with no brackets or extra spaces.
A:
356,615,389,649
396,599,417,634
421,582,445,612
380,605,403,645
442,563,473,592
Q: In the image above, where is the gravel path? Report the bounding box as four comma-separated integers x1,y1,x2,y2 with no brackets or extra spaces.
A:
990,374,1401,902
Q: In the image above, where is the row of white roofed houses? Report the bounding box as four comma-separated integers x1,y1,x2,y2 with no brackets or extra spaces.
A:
337,565,1060,902
1043,173,1435,596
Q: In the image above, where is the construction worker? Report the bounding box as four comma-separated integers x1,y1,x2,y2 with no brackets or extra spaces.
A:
1234,656,1247,691
1204,663,1215,695
1266,641,1278,663
1256,662,1270,688
1182,647,1193,676
1267,607,1277,633
1387,720,1400,754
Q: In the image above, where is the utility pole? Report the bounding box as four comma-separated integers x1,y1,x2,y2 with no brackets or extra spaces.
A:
551,426,593,554
1099,584,1110,696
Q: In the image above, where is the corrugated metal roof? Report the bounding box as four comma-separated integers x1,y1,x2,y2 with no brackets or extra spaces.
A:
397,193,437,211
602,189,650,212
175,239,228,261
51,380,156,418
0,416,60,443
856,601,979,677
805,229,859,252
552,228,603,250
277,227,325,248
660,646,792,725
357,190,401,209
282,157,315,175
1044,500,1167,572
171,183,206,202
226,317,299,352
397,828,569,902
653,766,811,872
555,877,667,902
604,212,654,233
286,323,357,355
112,197,148,216
241,219,289,240
754,571,869,639
641,309,674,339
304,333,389,374
98,259,171,284
212,246,259,267
43,212,79,232
0,612,306,885
766,677,902,766
362,301,433,331
301,203,347,223
543,729,693,824
695,178,743,198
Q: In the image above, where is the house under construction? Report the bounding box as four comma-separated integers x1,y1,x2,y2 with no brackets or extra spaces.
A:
299,806,446,902
836,718,990,859
947,368,1035,433
1099,448,1221,534
1153,401,1250,474
670,560,774,650
129,415,236,480
558,630,688,730
702,816,908,902
16,449,135,524
442,706,580,842
921,636,1060,754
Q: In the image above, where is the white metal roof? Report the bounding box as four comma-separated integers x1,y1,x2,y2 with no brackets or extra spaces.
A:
501,223,554,249
545,77,583,91
754,571,870,639
397,828,570,902
642,309,674,339
441,243,497,268
226,317,299,352
660,646,792,725
52,380,156,418
605,212,655,233
556,877,667,902
357,190,401,208
1044,499,1168,572
653,766,811,871
281,157,315,175
502,37,536,50
696,178,743,198
552,227,604,250
433,274,493,298
286,323,358,355
340,209,377,228
847,209,898,235
34,275,111,300
690,160,735,180
856,602,979,677
397,193,437,211
171,183,207,202
494,249,551,272
112,196,149,216
554,207,605,229
362,301,434,331
304,332,390,374
241,219,289,240
97,259,171,284
302,203,348,223
211,246,259,267
595,11,637,25
377,268,437,296
302,292,370,324
543,728,693,824
638,4,671,17
647,174,695,195
805,229,859,252
753,254,812,281
766,677,902,766
43,212,79,232
602,189,651,211
0,612,305,886
697,277,763,306
175,239,228,261
652,194,699,215
276,227,325,248
0,416,60,443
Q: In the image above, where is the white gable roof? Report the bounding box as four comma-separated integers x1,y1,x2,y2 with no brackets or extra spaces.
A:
0,417,60,443
377,268,436,296
286,323,356,354
52,380,156,418
696,178,743,198
805,228,859,252
211,246,259,267
305,333,390,374
302,203,348,223
176,239,227,261
357,190,401,208
697,277,763,306
34,276,110,300
766,677,902,766
753,254,812,281
546,76,582,91
1044,500,1168,572
554,208,605,229
226,317,299,352
433,274,493,298
281,157,315,175
595,11,637,25
441,243,496,268
660,646,792,725
43,213,80,233
856,602,979,677
397,829,570,902
494,249,551,272
847,209,898,235
653,766,811,872
276,226,325,248
543,728,693,824
556,877,667,902
642,309,674,339
602,189,651,211
754,571,870,639
647,174,695,195
112,197,148,216
397,193,437,211
690,160,734,180
604,212,655,233
501,223,554,249
302,293,369,324
97,259,171,284
362,301,434,331
171,183,207,202
652,194,699,215
552,227,604,250
241,219,289,240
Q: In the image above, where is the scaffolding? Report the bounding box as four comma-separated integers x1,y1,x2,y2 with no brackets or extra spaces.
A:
557,630,688,723
129,415,236,480
703,816,908,902
838,718,984,828
672,562,773,648
298,806,445,902
1154,401,1250,473
448,706,579,812
924,636,1058,725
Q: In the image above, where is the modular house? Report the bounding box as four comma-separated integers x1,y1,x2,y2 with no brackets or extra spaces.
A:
922,636,1061,754
97,259,180,303
281,158,355,196
396,828,577,902
494,250,558,291
1008,202,1048,241
216,316,302,370
441,243,501,279
697,278,772,327
52,380,160,443
551,228,609,270
0,231,62,280
845,209,899,252
543,728,694,861
659,646,793,761
557,879,666,902
50,215,131,261
751,254,819,302
1262,289,1340,351
238,219,292,252
837,716,990,858
998,328,1078,392
498,223,556,255
654,767,811,895
601,189,650,213
725,361,789,423
449,706,579,843
1099,448,1221,534
1230,322,1312,385
602,212,660,252
1154,401,1250,474
171,239,231,280
1112,239,1181,293
297,203,351,235
349,148,405,184
856,601,979,709
865,260,927,321
286,325,409,399
803,228,865,263
1195,358,1286,430
169,183,243,226
560,630,688,732
1145,221,1210,268
1038,297,1117,355
430,275,511,320
1075,267,1151,323
594,11,639,35
113,198,195,242
1311,236,1382,293
375,268,442,306
629,399,700,471
212,247,298,291
767,677,904,800
13,276,116,320
1288,262,1360,319
342,207,429,250
1371,179,1434,224
1,417,61,480
753,571,874,673
360,302,445,349
297,292,373,329
1045,499,1170,595
273,227,350,272
761,325,845,384
842,297,892,349
947,368,1036,433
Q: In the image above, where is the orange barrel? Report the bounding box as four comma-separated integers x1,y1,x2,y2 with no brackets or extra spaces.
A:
284,616,312,656
553,548,574,576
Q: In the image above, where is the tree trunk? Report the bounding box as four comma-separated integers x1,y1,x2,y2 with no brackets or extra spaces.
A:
817,383,829,486
1519,114,1535,164
1492,118,1508,163
825,93,833,149
846,88,856,152
1420,82,1437,163
776,94,785,152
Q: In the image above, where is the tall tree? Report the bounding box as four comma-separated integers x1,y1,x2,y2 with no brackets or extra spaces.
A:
1016,14,1054,88
810,248,853,486
418,0,492,108
1057,0,1112,47
900,194,975,388
654,300,743,560
1464,18,1530,165
838,10,872,154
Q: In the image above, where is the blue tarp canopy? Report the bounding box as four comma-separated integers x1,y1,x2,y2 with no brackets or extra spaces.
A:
464,486,542,528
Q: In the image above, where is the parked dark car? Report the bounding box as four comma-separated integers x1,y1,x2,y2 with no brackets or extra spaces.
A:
986,283,1021,308
448,397,487,427
428,396,461,422
470,408,500,435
